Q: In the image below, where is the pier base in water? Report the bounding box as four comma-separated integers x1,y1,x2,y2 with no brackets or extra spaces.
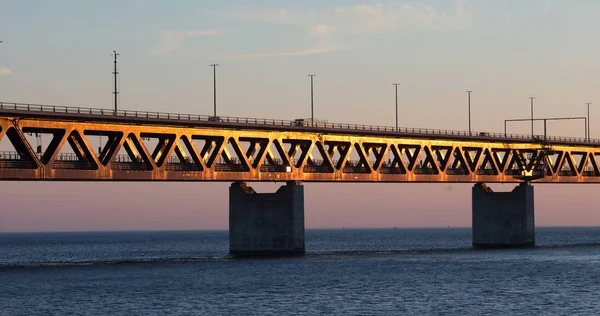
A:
472,183,535,248
229,181,305,256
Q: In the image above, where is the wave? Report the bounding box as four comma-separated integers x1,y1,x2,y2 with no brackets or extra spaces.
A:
0,256,230,269
304,247,476,258
3,243,600,269
539,242,600,249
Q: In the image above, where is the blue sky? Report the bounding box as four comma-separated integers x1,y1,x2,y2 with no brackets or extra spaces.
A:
2,0,598,136
2,0,600,231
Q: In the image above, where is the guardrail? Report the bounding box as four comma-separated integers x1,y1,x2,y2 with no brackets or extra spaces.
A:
1,101,599,145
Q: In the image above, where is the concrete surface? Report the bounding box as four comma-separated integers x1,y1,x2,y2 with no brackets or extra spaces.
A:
472,183,535,248
229,181,305,256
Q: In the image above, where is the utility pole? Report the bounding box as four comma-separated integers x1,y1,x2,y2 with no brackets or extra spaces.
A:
586,103,592,141
466,90,473,135
529,97,535,138
394,83,400,131
210,64,219,117
309,74,316,126
112,51,120,115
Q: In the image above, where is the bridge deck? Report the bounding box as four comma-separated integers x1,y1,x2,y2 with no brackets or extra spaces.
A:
0,101,596,146
0,102,598,183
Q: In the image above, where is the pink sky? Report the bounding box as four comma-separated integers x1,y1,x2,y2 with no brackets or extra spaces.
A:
1,181,599,232
2,1,600,232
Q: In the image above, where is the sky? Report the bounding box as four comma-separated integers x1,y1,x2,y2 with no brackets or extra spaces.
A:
1,0,600,232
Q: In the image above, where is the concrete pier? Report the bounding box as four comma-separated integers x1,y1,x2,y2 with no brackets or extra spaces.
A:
229,181,305,256
472,183,535,248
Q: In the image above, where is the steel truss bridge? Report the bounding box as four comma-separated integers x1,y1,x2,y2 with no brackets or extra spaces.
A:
0,102,599,183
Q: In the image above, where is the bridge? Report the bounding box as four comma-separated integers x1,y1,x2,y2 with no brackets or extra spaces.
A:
0,101,598,255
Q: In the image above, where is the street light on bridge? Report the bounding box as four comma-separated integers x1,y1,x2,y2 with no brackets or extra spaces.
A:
586,102,592,141
393,83,400,131
112,51,120,115
466,90,473,135
529,97,535,138
210,64,219,117
309,74,316,126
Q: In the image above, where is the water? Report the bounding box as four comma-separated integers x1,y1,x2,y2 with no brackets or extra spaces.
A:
2,227,600,315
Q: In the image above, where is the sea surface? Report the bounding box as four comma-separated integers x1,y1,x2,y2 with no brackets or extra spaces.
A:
2,227,600,315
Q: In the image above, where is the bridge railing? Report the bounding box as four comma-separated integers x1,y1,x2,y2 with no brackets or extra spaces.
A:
1,101,599,145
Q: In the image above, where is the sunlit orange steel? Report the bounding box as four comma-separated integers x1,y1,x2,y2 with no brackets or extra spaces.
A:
1,103,599,183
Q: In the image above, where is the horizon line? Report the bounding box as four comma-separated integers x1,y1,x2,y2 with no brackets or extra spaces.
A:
2,225,599,234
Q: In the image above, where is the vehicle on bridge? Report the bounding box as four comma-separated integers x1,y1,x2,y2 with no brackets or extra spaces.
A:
293,118,328,128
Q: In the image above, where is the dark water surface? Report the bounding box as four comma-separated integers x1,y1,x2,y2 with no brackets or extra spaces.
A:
2,228,600,315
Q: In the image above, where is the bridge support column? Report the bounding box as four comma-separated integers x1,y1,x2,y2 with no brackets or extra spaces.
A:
229,181,305,256
472,183,535,248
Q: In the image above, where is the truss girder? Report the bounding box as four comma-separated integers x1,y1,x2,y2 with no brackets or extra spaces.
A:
1,117,600,182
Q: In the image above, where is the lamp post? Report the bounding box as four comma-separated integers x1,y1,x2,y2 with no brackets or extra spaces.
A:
393,83,400,131
586,102,592,141
529,97,535,138
210,64,219,117
112,51,120,115
466,90,472,135
309,74,315,126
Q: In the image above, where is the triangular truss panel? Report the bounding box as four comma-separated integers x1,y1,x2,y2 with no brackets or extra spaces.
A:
219,137,251,172
304,141,334,173
52,130,99,170
343,142,372,174
397,145,422,172
583,153,600,176
380,145,407,175
282,139,312,168
139,132,177,168
111,133,154,171
324,141,351,171
363,142,388,171
505,150,525,175
491,149,511,172
0,127,38,169
476,149,498,175
21,127,66,165
448,147,469,175
546,151,564,175
462,147,483,173
260,139,291,173
238,137,270,169
83,131,123,166
166,135,205,171
414,146,439,175
517,149,538,172
191,135,225,168
558,152,577,176
571,151,587,175
431,146,453,172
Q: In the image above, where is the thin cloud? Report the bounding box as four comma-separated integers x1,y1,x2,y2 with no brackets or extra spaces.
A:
237,43,343,59
216,1,470,37
0,67,12,76
210,8,307,25
213,1,470,58
151,29,232,55
311,1,470,37
544,0,553,12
